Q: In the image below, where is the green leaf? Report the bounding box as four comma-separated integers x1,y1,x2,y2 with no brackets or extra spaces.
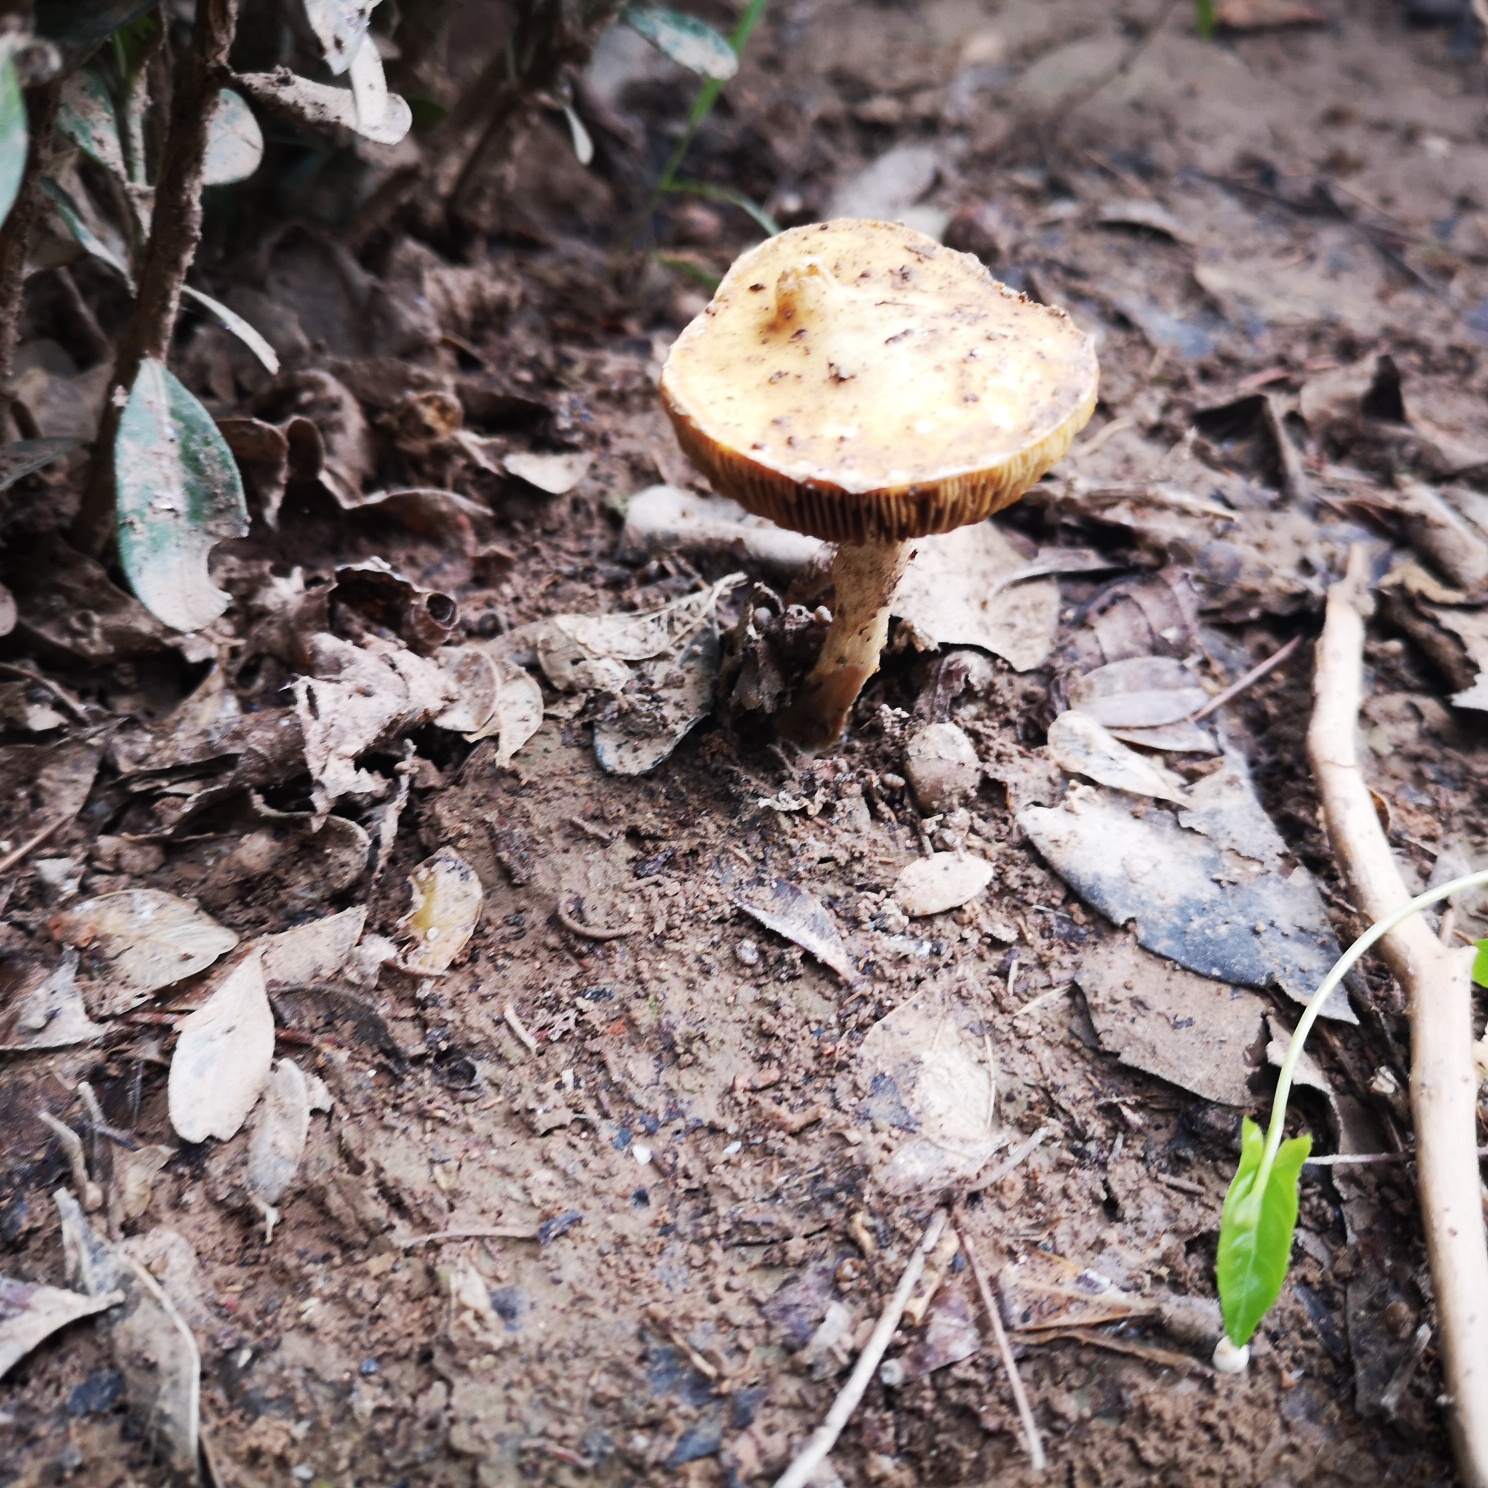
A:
0,437,82,492
1217,1117,1312,1346
39,176,135,285
0,43,25,232
203,89,263,187
1473,940,1488,989
662,179,779,238
34,0,157,60
1194,0,1216,38
115,359,249,634
623,6,739,80
58,69,125,180
180,286,280,374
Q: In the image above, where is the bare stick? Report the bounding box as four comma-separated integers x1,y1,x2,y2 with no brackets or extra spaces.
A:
960,1225,1046,1473
1308,545,1488,1488
0,815,65,876
38,1111,104,1212
774,1209,948,1488
1187,634,1302,723
72,0,241,555
504,1004,539,1055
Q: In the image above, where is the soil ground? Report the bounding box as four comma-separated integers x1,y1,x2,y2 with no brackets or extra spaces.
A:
5,1,1488,1484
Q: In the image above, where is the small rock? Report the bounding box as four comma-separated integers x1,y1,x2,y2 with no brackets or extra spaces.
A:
736,938,760,967
903,723,981,813
895,852,994,916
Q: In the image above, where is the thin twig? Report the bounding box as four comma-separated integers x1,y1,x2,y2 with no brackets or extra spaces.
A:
774,1210,949,1488
1018,1324,1213,1376
0,816,65,876
960,1223,1046,1473
0,663,92,722
555,901,641,941
1308,545,1488,1488
1186,635,1302,723
38,1111,103,1212
504,1004,539,1054
394,1224,540,1247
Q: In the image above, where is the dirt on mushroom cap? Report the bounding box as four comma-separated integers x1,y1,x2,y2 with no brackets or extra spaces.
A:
659,218,1099,543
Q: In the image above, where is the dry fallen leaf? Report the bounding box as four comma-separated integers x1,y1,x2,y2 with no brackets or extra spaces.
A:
1046,710,1192,804
401,848,483,975
504,450,591,494
892,522,1060,671
0,1276,119,1381
433,647,501,734
1066,656,1209,729
735,879,856,982
247,1059,310,1214
51,890,239,1017
471,658,544,766
167,951,275,1144
894,853,994,916
257,906,368,990
0,952,105,1051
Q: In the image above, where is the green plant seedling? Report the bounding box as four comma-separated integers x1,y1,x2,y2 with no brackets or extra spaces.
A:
1216,867,1488,1353
1194,0,1217,38
0,39,26,232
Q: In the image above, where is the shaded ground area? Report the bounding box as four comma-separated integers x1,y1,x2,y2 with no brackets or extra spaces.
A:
5,1,1488,1484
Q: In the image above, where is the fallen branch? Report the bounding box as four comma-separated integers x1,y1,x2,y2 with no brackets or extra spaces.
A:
960,1223,1046,1473
72,0,242,555
1308,545,1488,1488
774,1209,948,1488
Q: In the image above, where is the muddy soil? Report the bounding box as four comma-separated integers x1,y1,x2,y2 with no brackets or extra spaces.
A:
4,1,1488,1485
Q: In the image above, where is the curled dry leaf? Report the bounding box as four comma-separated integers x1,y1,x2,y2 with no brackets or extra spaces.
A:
1046,710,1192,804
334,558,458,656
466,656,544,765
167,952,274,1144
504,450,591,494
0,1276,119,1381
401,848,483,975
247,1059,310,1207
1066,656,1210,729
51,890,238,1017
257,905,367,990
734,879,856,983
433,647,500,734
892,522,1059,672
894,852,993,917
0,731,107,864
0,952,105,1051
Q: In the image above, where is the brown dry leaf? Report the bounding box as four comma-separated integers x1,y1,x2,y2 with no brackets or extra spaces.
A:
735,879,856,983
0,731,108,860
999,1252,1155,1332
1046,710,1192,804
1421,605,1488,711
293,633,457,808
247,1059,310,1210
55,1190,201,1480
894,852,993,916
257,906,367,990
433,647,501,735
401,848,483,975
504,450,591,494
856,979,1003,1194
888,1280,983,1382
1066,657,1210,728
197,804,370,913
892,522,1059,670
1075,934,1266,1106
51,890,239,1017
334,560,458,655
167,952,275,1144
250,368,373,509
0,952,104,1051
0,1276,119,1380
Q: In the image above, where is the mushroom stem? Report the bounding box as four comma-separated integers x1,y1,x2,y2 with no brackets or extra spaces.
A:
779,539,913,749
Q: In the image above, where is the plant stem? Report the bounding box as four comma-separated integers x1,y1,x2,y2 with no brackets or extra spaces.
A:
1255,867,1488,1200
70,0,240,557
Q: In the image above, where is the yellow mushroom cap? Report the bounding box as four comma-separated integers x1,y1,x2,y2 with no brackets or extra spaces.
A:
659,218,1100,545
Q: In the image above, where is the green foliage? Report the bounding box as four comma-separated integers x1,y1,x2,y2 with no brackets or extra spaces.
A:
115,359,249,634
1194,0,1217,38
1217,1118,1311,1347
0,42,25,232
623,6,738,80
1473,940,1488,988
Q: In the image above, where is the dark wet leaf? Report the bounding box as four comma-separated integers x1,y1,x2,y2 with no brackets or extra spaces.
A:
623,6,739,79
58,69,124,179
1217,1117,1311,1346
40,176,133,283
34,0,157,59
115,358,249,633
0,437,83,492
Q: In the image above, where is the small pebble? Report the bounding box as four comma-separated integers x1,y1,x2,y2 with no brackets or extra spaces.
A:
633,1143,653,1165
735,938,760,967
903,722,980,813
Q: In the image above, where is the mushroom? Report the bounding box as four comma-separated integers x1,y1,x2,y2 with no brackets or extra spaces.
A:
659,218,1099,749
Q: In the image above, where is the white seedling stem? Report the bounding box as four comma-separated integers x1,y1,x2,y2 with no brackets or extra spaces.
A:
1254,868,1488,1198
